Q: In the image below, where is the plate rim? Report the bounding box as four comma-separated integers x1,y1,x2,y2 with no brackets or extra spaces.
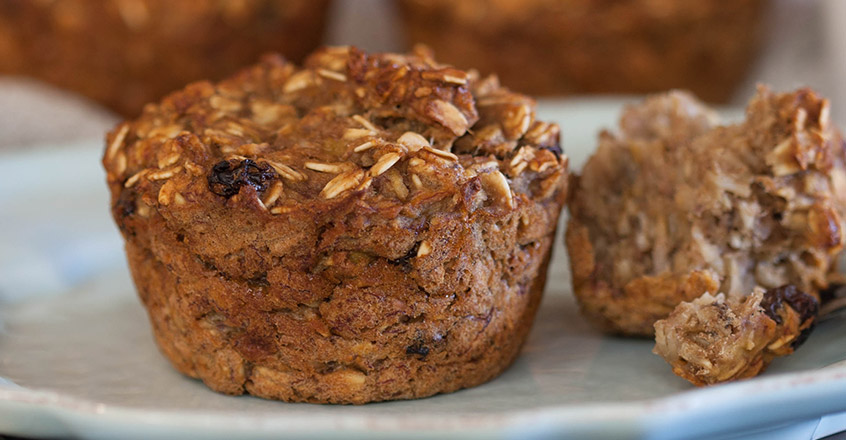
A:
1,363,846,439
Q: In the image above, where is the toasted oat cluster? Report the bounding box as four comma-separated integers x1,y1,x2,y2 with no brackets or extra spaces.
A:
566,86,846,383
0,0,329,115
654,286,818,386
103,47,568,403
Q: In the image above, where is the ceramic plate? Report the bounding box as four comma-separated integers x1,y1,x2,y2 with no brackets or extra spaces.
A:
1,100,845,440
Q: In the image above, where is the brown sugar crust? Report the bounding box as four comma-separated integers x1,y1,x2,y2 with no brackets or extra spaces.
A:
653,286,818,386
566,87,846,337
0,0,329,116
103,47,569,404
398,0,766,101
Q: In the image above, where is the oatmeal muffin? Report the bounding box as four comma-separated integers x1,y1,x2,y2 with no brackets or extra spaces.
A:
0,0,329,116
398,0,767,101
567,86,844,384
102,46,568,404
567,87,846,335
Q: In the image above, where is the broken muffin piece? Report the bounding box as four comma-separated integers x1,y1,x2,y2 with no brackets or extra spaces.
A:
566,86,846,337
653,285,818,386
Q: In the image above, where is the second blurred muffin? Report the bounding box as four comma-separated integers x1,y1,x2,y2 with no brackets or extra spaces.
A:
399,0,767,102
0,0,330,116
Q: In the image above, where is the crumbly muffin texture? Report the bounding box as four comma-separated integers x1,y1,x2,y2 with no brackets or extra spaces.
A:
0,0,329,115
103,47,568,403
653,286,818,385
567,87,846,337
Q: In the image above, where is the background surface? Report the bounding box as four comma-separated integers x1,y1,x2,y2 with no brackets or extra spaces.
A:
0,0,843,150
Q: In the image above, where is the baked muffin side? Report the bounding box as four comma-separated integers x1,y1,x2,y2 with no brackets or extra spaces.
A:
103,47,568,403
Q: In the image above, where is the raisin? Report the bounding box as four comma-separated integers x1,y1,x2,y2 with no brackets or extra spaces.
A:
207,159,276,198
761,285,819,325
406,342,429,358
113,189,137,236
114,189,136,218
761,285,819,349
388,242,420,272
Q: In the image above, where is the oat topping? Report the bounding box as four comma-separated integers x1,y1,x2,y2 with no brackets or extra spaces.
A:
316,68,347,82
283,70,317,93
104,46,567,216
304,162,352,174
106,123,129,162
352,141,376,153
480,170,514,208
370,152,402,177
343,128,375,141
411,174,423,189
262,159,306,182
351,114,378,132
429,99,470,136
320,169,366,199
123,170,147,188
261,181,285,207
397,131,430,151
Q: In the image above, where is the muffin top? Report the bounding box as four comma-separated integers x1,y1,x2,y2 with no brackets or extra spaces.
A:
103,46,566,221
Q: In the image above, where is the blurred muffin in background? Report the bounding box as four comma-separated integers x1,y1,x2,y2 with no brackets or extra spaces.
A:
0,0,330,116
399,0,767,102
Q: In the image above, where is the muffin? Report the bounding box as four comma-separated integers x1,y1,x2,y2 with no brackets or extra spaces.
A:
398,0,767,102
566,87,845,384
102,46,569,404
653,285,817,385
0,0,330,116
